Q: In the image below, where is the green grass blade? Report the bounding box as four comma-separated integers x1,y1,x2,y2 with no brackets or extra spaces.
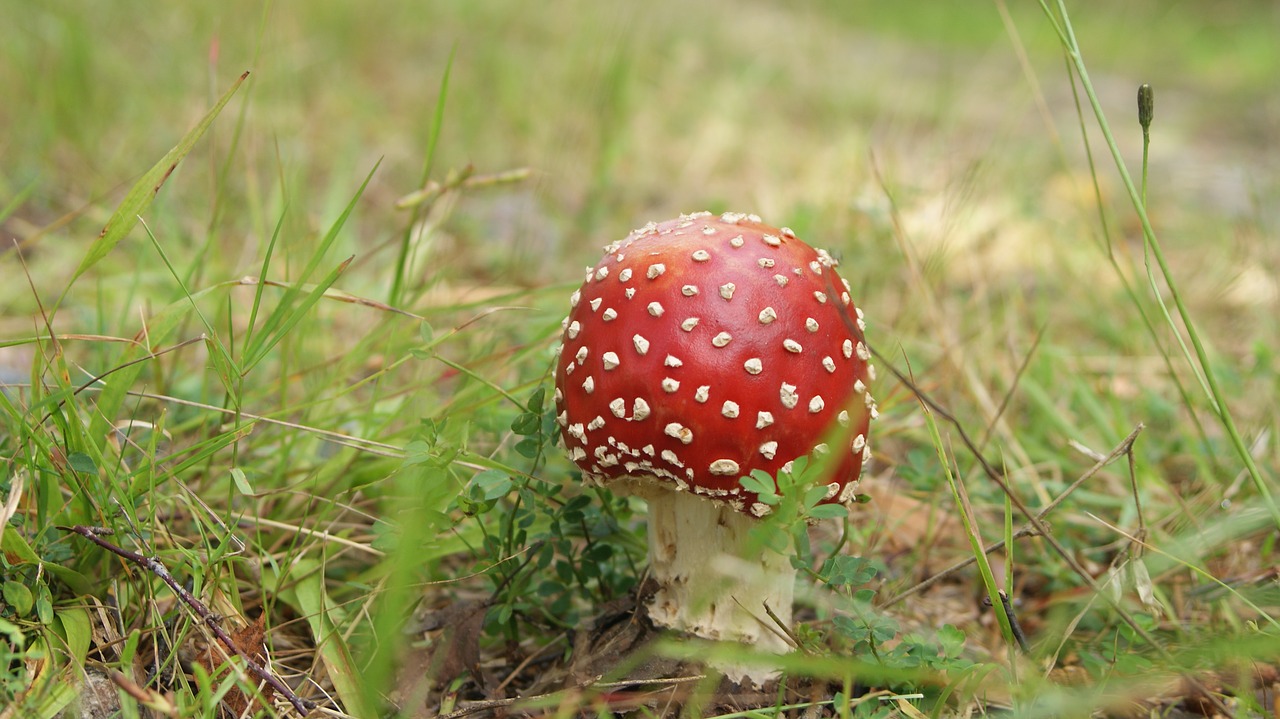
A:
1056,56,1218,461
241,203,289,359
284,559,379,718
241,256,353,373
127,423,254,498
242,160,379,370
182,7,266,292
140,218,239,394
0,176,38,224
85,282,239,446
920,404,1016,650
66,71,248,289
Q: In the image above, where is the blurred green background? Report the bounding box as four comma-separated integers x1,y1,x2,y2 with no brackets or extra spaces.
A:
5,1,1277,421
3,1,1276,276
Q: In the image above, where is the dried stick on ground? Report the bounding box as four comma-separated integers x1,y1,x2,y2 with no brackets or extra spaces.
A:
70,525,315,716
880,423,1146,608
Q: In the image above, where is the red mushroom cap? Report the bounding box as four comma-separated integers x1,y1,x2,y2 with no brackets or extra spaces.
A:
553,211,875,515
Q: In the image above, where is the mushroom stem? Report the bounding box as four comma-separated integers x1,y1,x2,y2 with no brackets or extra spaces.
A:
635,485,795,684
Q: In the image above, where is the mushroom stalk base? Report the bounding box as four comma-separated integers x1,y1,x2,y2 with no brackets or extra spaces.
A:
637,487,795,685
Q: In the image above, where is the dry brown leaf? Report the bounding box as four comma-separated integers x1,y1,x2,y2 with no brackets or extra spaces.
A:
424,599,490,689
192,614,273,716
862,481,964,559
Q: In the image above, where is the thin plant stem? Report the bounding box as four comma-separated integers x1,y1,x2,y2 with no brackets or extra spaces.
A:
1060,56,1217,466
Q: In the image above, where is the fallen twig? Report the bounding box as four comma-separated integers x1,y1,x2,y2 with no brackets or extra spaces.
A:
69,525,314,716
880,423,1145,607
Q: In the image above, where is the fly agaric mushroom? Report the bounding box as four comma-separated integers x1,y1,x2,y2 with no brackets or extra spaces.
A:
553,211,875,684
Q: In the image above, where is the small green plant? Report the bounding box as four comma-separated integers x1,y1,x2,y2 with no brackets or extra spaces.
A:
820,556,971,674
741,455,872,561
452,386,638,642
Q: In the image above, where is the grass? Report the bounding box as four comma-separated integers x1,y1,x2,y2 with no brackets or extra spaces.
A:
2,0,1278,717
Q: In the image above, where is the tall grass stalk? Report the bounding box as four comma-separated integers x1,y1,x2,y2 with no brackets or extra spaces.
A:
1047,51,1219,465
1039,0,1280,531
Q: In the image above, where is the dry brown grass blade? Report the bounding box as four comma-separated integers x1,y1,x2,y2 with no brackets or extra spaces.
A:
394,166,532,210
868,149,1044,504
0,472,22,530
1,333,149,349
237,276,428,321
